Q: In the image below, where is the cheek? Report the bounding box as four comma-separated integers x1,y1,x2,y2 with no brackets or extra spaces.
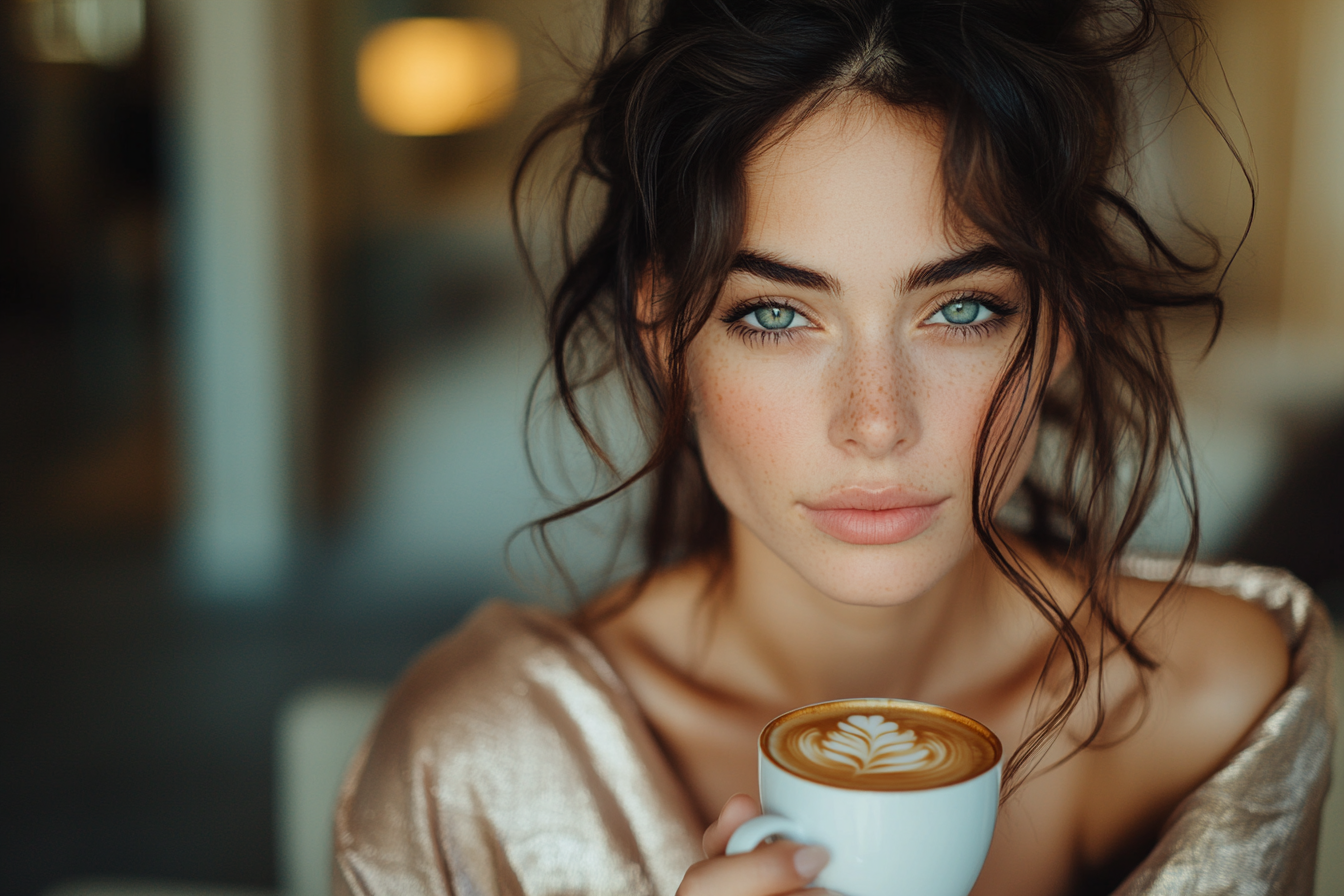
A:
914,348,1004,472
935,347,1043,508
688,350,817,497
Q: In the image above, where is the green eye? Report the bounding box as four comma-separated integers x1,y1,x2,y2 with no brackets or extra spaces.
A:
752,306,797,330
940,300,983,325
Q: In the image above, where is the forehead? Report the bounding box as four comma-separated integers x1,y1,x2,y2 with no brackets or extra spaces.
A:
742,97,963,275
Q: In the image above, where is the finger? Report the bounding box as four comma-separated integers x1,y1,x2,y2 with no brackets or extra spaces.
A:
702,793,761,857
677,840,829,896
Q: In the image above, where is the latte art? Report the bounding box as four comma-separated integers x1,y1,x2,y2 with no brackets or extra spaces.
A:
764,700,1000,791
798,714,944,775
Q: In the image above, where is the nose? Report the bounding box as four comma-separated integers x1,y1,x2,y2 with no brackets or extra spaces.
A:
826,341,920,458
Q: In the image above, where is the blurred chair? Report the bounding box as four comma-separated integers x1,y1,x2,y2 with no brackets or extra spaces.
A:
274,686,386,896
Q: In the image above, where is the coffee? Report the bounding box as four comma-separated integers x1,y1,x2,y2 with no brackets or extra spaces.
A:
763,699,1000,791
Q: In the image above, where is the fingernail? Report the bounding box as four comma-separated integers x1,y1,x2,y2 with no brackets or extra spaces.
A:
793,845,829,878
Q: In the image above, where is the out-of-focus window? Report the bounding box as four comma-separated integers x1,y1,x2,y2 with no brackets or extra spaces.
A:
18,0,146,66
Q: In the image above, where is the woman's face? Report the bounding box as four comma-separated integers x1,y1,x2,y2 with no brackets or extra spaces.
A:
686,98,1040,606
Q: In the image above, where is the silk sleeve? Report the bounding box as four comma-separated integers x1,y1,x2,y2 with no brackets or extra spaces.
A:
1113,560,1337,896
332,602,703,896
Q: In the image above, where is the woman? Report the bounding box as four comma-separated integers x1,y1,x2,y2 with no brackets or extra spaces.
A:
334,1,1335,894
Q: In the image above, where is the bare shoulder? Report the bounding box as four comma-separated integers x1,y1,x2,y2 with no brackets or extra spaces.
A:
1078,574,1290,863
1128,575,1289,742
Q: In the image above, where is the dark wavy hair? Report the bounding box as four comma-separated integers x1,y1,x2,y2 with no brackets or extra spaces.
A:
511,0,1239,795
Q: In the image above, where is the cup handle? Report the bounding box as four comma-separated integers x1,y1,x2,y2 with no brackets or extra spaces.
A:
725,814,810,855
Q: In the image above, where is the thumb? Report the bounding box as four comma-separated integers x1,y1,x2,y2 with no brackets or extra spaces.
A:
701,793,761,857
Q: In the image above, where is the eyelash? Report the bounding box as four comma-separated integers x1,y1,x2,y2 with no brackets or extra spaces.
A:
929,294,1019,341
720,299,811,345
720,294,1019,345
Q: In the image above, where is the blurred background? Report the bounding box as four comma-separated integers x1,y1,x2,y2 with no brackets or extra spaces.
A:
0,0,1340,894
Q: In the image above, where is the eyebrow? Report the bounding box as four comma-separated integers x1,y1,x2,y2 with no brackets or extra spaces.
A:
901,245,1017,292
729,244,1016,295
730,250,838,294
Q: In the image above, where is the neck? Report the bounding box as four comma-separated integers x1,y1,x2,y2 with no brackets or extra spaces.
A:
703,519,1015,707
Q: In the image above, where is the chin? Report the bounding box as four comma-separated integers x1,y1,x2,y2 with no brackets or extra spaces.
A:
783,525,979,608
809,555,963,606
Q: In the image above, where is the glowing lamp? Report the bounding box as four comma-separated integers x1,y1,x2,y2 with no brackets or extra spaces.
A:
357,18,519,136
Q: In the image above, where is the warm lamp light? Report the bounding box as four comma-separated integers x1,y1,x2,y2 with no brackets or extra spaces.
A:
357,18,519,136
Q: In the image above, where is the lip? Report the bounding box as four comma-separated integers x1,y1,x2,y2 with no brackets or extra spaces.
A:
801,488,946,545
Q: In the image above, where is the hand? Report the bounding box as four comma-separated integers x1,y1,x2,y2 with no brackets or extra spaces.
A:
676,793,830,896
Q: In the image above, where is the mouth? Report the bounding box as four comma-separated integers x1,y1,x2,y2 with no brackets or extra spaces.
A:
800,488,946,546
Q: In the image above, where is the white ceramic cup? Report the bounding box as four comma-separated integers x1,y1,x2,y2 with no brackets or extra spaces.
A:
726,698,1001,896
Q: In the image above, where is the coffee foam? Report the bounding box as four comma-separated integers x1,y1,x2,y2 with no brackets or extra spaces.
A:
764,700,1000,791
